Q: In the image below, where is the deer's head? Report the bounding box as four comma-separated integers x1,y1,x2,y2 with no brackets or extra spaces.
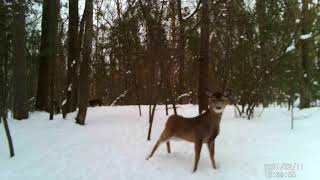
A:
206,89,231,114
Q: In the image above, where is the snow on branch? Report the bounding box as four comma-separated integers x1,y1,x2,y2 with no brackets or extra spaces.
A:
284,31,320,55
177,91,192,101
110,90,128,106
286,44,295,53
68,84,72,91
62,99,67,106
286,39,296,53
300,33,312,40
183,0,202,21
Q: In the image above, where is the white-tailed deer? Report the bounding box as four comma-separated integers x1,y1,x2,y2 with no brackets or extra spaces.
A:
146,89,231,172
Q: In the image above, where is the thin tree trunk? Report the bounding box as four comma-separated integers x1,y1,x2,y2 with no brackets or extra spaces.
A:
165,103,168,115
147,103,157,140
134,77,142,116
1,40,15,157
76,0,93,125
55,13,66,114
49,0,59,120
291,99,294,130
177,0,186,100
2,111,15,157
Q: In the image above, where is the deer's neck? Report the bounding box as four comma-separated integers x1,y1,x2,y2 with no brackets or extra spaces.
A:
201,110,222,140
206,110,222,126
208,110,222,118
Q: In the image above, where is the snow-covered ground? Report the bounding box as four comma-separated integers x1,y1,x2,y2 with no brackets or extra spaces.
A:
0,105,319,180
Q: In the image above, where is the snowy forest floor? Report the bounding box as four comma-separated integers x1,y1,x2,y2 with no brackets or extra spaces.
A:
1,105,319,180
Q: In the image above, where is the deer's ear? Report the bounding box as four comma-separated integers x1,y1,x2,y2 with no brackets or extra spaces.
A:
205,90,213,97
223,89,231,97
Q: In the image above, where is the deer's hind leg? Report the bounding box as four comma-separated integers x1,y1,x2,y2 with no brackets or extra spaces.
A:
146,129,172,160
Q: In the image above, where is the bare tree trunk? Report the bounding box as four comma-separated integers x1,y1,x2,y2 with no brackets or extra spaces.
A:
177,0,186,100
291,99,294,130
36,0,58,113
49,0,59,120
147,103,157,140
55,12,66,114
134,76,142,116
0,37,15,157
299,0,312,109
36,0,50,111
198,0,210,113
76,0,93,125
63,0,79,118
1,111,14,157
12,0,28,120
165,103,168,115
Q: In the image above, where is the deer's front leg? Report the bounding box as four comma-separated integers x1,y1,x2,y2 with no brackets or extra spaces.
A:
193,140,203,173
208,141,217,169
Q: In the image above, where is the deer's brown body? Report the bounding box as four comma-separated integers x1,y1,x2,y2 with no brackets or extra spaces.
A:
147,90,230,172
164,111,222,143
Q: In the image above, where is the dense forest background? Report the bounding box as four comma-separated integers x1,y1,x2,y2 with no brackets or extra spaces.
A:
1,0,320,125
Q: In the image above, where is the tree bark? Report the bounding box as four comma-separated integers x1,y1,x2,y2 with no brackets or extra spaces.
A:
36,0,50,111
0,34,15,157
198,0,210,113
299,0,312,109
49,0,59,119
177,0,186,99
12,0,28,120
76,0,93,125
63,0,79,118
147,103,157,140
1,111,15,157
36,0,58,112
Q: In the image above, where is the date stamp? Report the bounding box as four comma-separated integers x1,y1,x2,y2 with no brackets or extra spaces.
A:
264,162,303,178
